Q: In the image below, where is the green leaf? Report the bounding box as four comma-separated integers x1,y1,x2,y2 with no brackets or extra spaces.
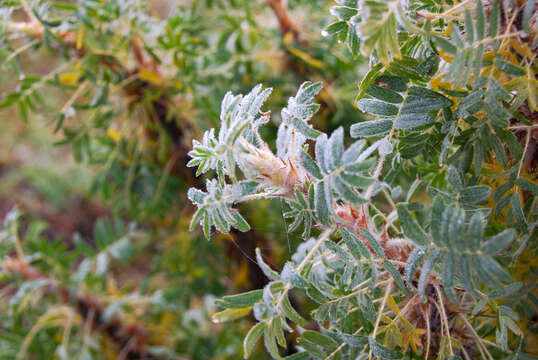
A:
465,9,474,43
368,337,402,359
494,59,525,76
212,307,251,322
515,178,538,195
330,6,357,21
489,1,499,37
366,85,403,103
405,247,425,287
523,0,536,32
232,211,251,232
325,21,348,36
256,248,280,281
341,228,371,260
284,352,309,360
434,36,457,54
315,181,331,226
430,196,444,245
442,252,457,304
281,294,307,326
356,63,384,101
401,86,452,114
510,193,527,230
357,99,399,116
479,256,512,283
481,229,516,255
350,119,393,138
301,331,338,350
297,338,327,359
217,290,263,309
489,134,508,168
476,0,485,40
290,116,321,139
300,150,322,180
447,166,464,191
396,204,429,246
460,186,491,204
0,92,22,109
339,333,368,347
264,320,283,359
325,239,351,261
394,114,434,130
359,228,384,258
244,322,266,359
342,140,367,163
384,259,406,292
418,249,440,303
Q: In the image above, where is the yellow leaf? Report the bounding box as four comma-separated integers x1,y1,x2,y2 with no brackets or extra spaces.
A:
508,39,534,58
59,72,80,86
387,295,400,315
139,68,162,85
388,295,417,334
283,31,294,45
211,307,251,323
437,49,453,63
106,128,121,142
76,27,84,50
286,46,325,69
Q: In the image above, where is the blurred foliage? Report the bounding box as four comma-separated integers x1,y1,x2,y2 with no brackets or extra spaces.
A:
0,0,536,359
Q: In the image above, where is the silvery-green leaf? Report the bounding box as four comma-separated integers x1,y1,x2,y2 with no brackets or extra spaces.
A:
297,338,326,359
376,137,393,155
368,337,402,359
357,99,398,116
460,185,491,204
342,139,366,163
281,293,307,325
256,248,280,281
358,228,384,258
217,290,263,309
396,204,429,246
264,320,283,359
350,119,393,138
315,181,331,226
405,246,425,287
510,193,527,230
481,229,516,255
384,259,405,292
515,178,538,196
394,113,434,130
244,322,266,359
418,249,440,303
341,228,370,260
301,331,338,350
300,150,322,180
365,85,403,103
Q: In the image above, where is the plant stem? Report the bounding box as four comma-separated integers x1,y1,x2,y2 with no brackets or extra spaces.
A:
434,285,453,356
368,281,393,360
275,226,334,310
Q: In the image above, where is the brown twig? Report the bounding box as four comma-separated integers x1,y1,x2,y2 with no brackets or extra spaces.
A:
265,0,306,45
